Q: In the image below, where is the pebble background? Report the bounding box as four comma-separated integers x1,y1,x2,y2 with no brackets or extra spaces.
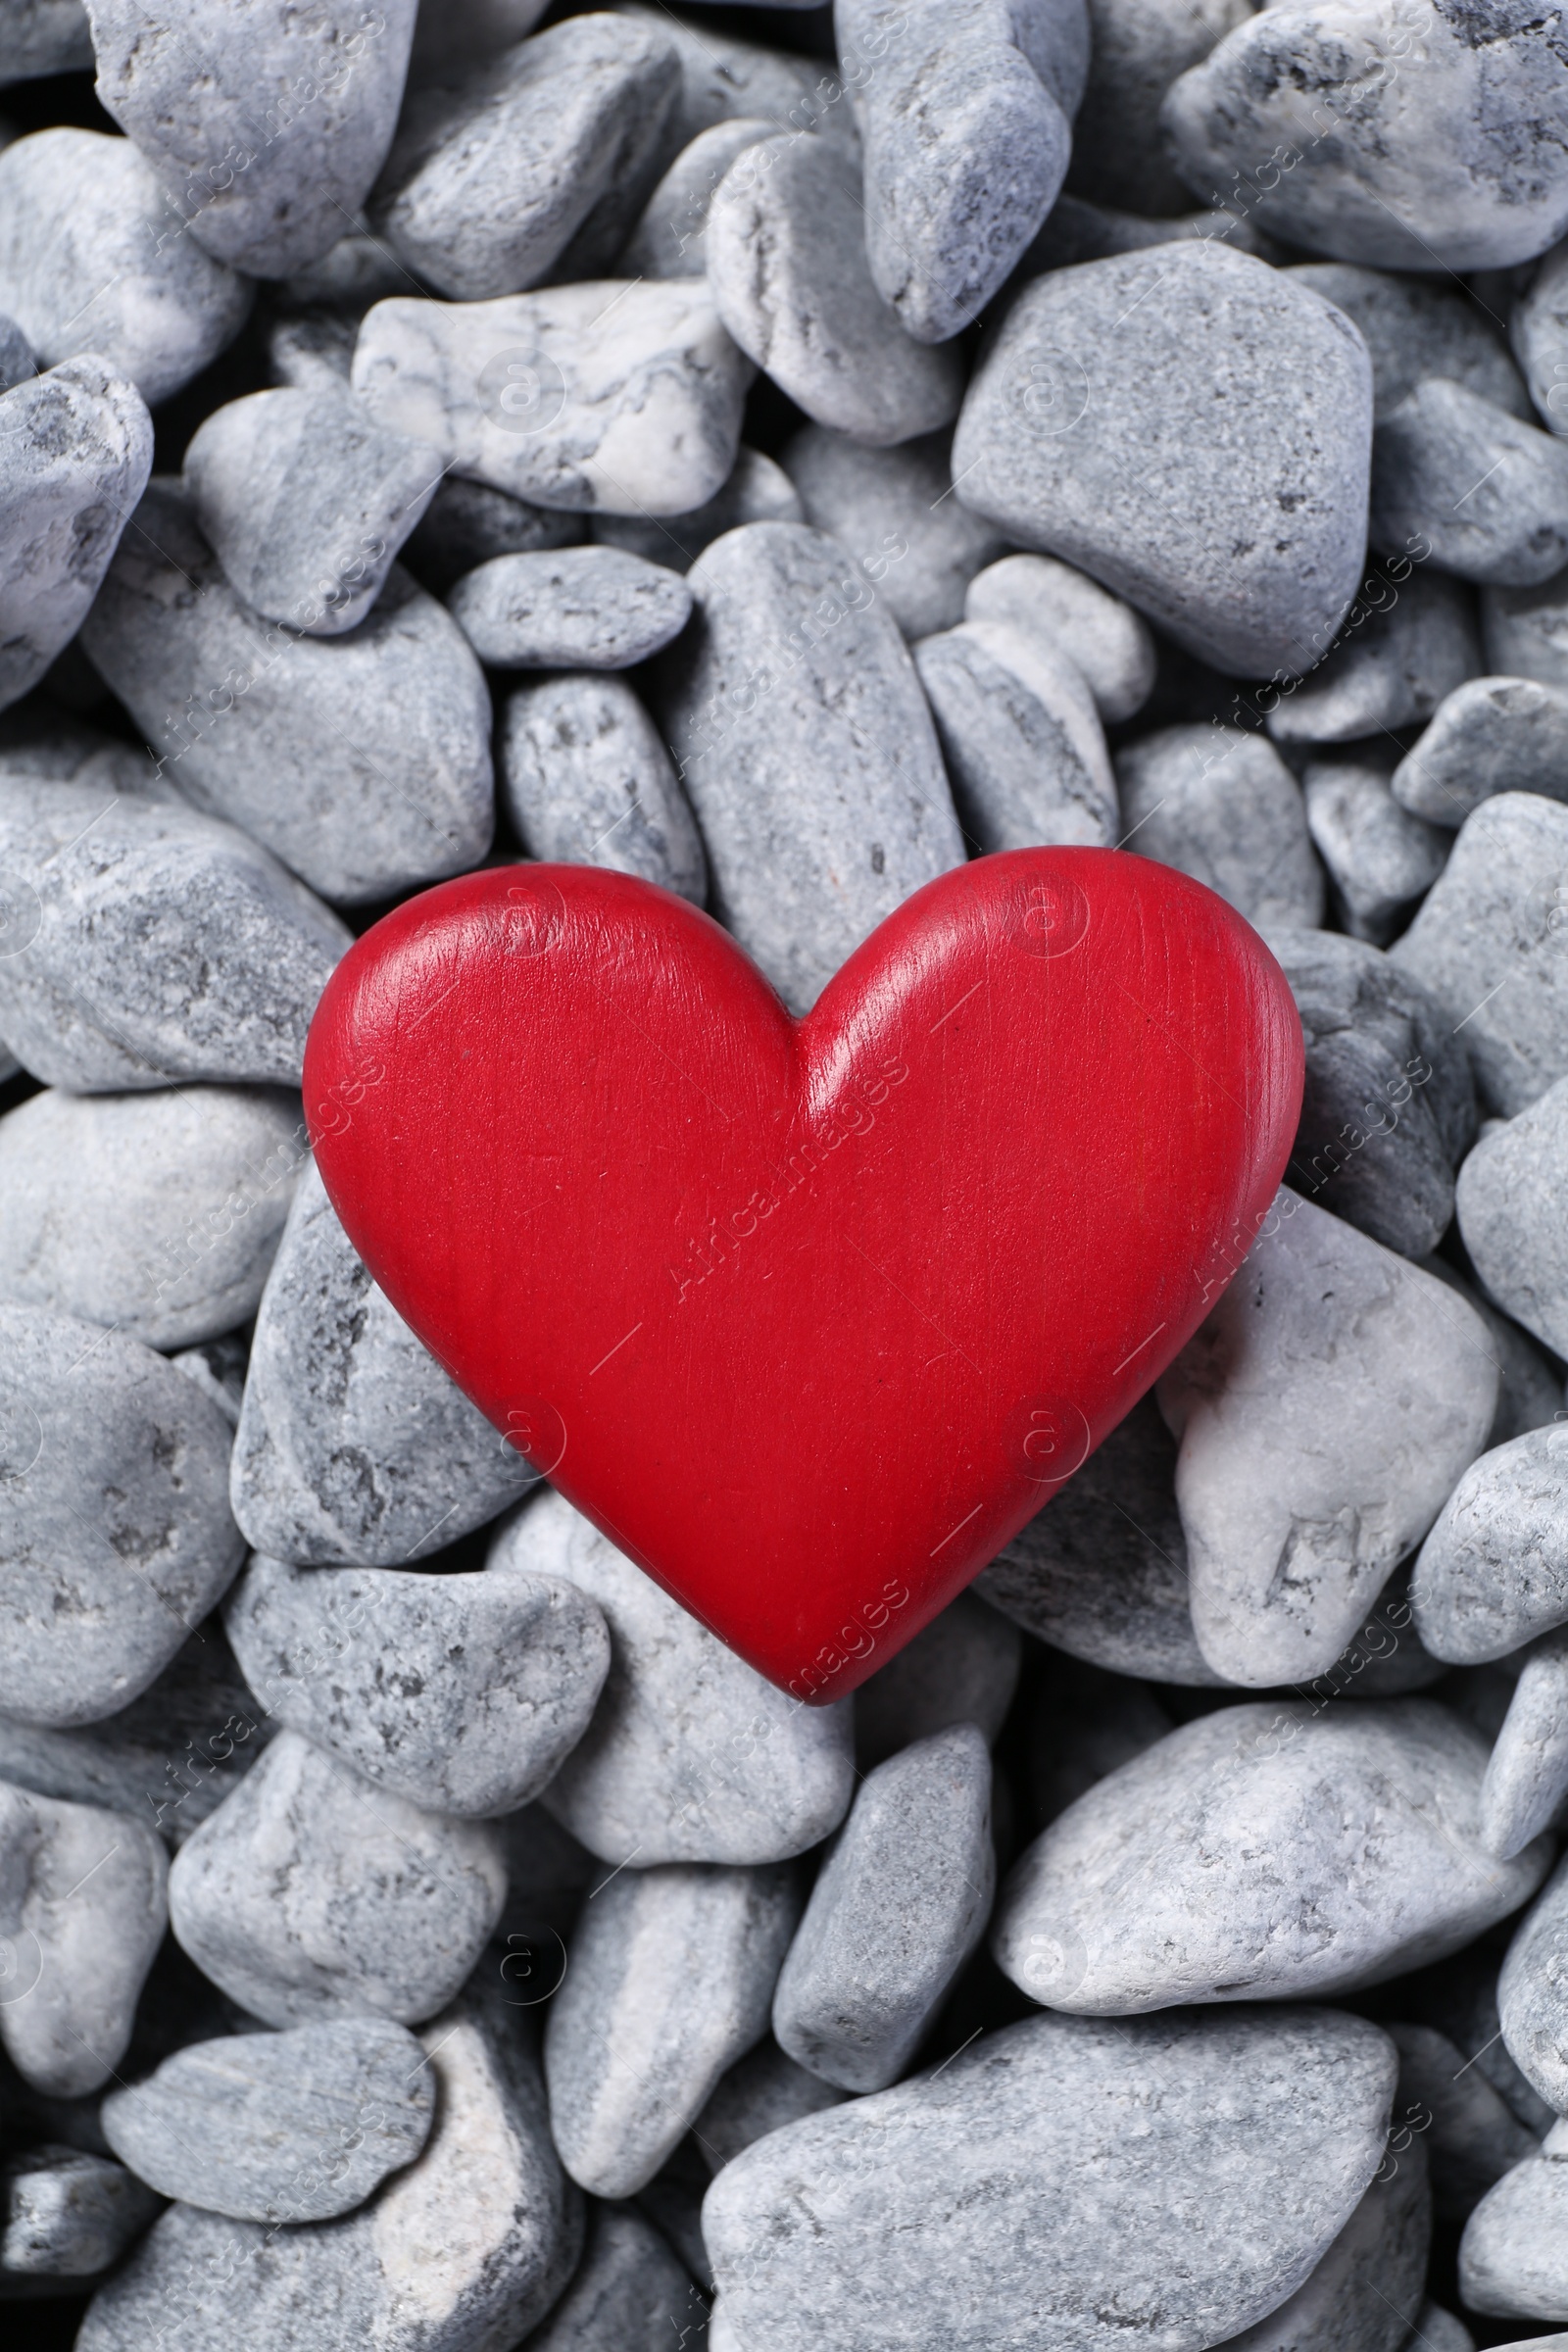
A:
2,1,1568,2348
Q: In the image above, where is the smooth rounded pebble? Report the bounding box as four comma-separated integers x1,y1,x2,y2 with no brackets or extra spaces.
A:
952,241,1372,678
0,1084,305,1349
853,1589,1021,1771
1457,1075,1568,1359
1372,381,1568,588
1461,2129,1568,2321
1288,264,1533,421
500,672,707,901
1394,676,1568,829
993,1698,1549,2012
704,2007,1398,2352
1217,2138,1431,2352
914,621,1117,853
1485,1636,1568,1860
447,546,691,669
494,1490,855,1866
1413,1425,1568,1665
1302,756,1451,946
1502,1856,1568,2118
781,425,1008,640
0,2148,160,2286
1116,724,1325,932
963,551,1156,724
168,1730,508,2029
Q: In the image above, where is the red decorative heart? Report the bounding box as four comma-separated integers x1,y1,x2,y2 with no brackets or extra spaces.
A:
304,850,1301,1700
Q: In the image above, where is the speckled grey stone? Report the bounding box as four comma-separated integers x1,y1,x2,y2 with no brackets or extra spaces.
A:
1217,2137,1431,2352
953,242,1371,677
1484,569,1568,687
545,1860,800,2197
184,387,441,638
1066,0,1247,216
1394,676,1568,829
1510,236,1568,436
915,621,1117,852
405,478,583,597
704,2006,1397,2352
659,519,962,1011
995,1698,1548,2011
0,358,151,715
1270,569,1480,746
0,776,350,1090
1272,929,1476,1256
0,1,92,82
853,1590,1020,1772
1462,2129,1568,2320
1302,757,1450,947
619,118,777,279
0,1084,305,1349
493,1491,855,1866
101,2019,432,2225
1414,1426,1568,1665
590,445,801,573
1158,1195,1495,1684
0,1304,245,1729
706,137,965,447
837,0,1084,344
168,1729,507,2028
1163,0,1568,271
692,2038,849,2174
448,547,691,669
0,130,252,405
525,2199,696,2352
1458,1076,1568,1358
781,426,1008,641
78,1983,580,2352
500,673,707,901
1116,725,1325,930
353,280,750,516
964,552,1156,724
0,1779,168,2095
226,1550,609,1819
0,2148,160,2290
1391,792,1568,1113
1387,2021,1540,2223
772,1726,992,2094
611,3,860,154
1481,1632,1568,1860
86,1,416,277
1373,383,1568,588
81,483,494,906
232,1157,535,1568
1289,265,1532,422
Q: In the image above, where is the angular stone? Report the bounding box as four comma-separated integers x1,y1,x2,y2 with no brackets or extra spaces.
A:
168,1729,507,2028
231,1156,536,1568
953,243,1371,677
1485,569,1568,687
544,1860,799,2197
526,2199,697,2352
1271,929,1476,1257
705,2006,1397,2352
0,1780,168,2095
964,552,1156,724
1115,724,1325,931
1302,756,1450,947
0,2148,160,2288
500,673,707,901
1288,264,1533,421
1461,2130,1568,2320
619,119,779,280
1158,1193,1495,1684
781,426,1008,641
1372,382,1568,588
1458,1076,1568,1358
1066,0,1246,216
853,1590,1021,1772
0,776,350,1090
1482,1632,1568,1860
101,2018,433,2224
1215,2138,1430,2352
448,547,691,670
1414,1426,1568,1664
658,520,962,1011
706,137,964,447
590,444,802,574
353,281,750,516
692,2037,849,2174
994,1698,1549,2011
371,14,679,299
404,477,583,597
86,0,418,277
1386,2020,1540,2223
81,484,494,907
914,623,1118,852
1269,568,1480,746
184,387,442,638
1394,676,1568,829
1391,792,1568,1113
0,129,253,405
0,1084,305,1349
492,1492,854,1866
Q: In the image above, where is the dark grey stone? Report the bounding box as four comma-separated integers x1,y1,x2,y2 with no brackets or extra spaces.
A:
1065,0,1247,217
405,477,584,598
1484,568,1568,688
1387,2020,1540,2223
1302,755,1450,946
853,1590,1020,1771
1269,568,1480,746
0,1,92,83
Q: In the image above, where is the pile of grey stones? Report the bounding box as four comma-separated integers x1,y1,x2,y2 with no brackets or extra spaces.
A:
13,0,1568,2348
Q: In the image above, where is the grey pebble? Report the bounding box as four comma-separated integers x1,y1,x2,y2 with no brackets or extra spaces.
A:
81,483,494,906
448,547,692,669
0,1084,305,1348
618,118,778,279
0,357,151,714
353,280,750,516
915,621,1117,853
0,2148,160,2290
1504,1857,1568,2119
225,1550,610,1819
1463,2131,1568,2322
658,519,962,1012
0,775,351,1090
1272,928,1476,1257
1215,2136,1430,2352
1115,724,1325,931
184,387,442,638
168,1729,507,2028
1481,1631,1568,1860
773,1725,993,2094
1510,236,1568,436
993,1698,1548,2012
853,1589,1020,1772
1391,791,1568,1114
0,129,252,405
611,3,858,155
406,477,583,598
1393,675,1568,829
963,552,1156,724
1159,1194,1495,1684
1412,1949,1556,2138
524,2199,697,2352
1413,1426,1568,1665
1387,2020,1540,2223
1372,381,1568,587
1457,1075,1568,1358
1288,264,1533,421
0,0,92,82
781,425,1008,641
232,1156,537,1567
494,1491,854,1866
101,2018,433,2225
590,444,801,573
691,2038,849,2174
1303,757,1451,946
1484,569,1568,688
546,1860,800,2197
953,242,1371,678
500,673,707,901
0,1303,244,1729
0,1779,168,2096
86,0,417,278
704,2006,1397,2352
1421,1254,1564,1451
706,136,965,448
1268,568,1480,746
78,1983,580,2352
1065,0,1247,217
